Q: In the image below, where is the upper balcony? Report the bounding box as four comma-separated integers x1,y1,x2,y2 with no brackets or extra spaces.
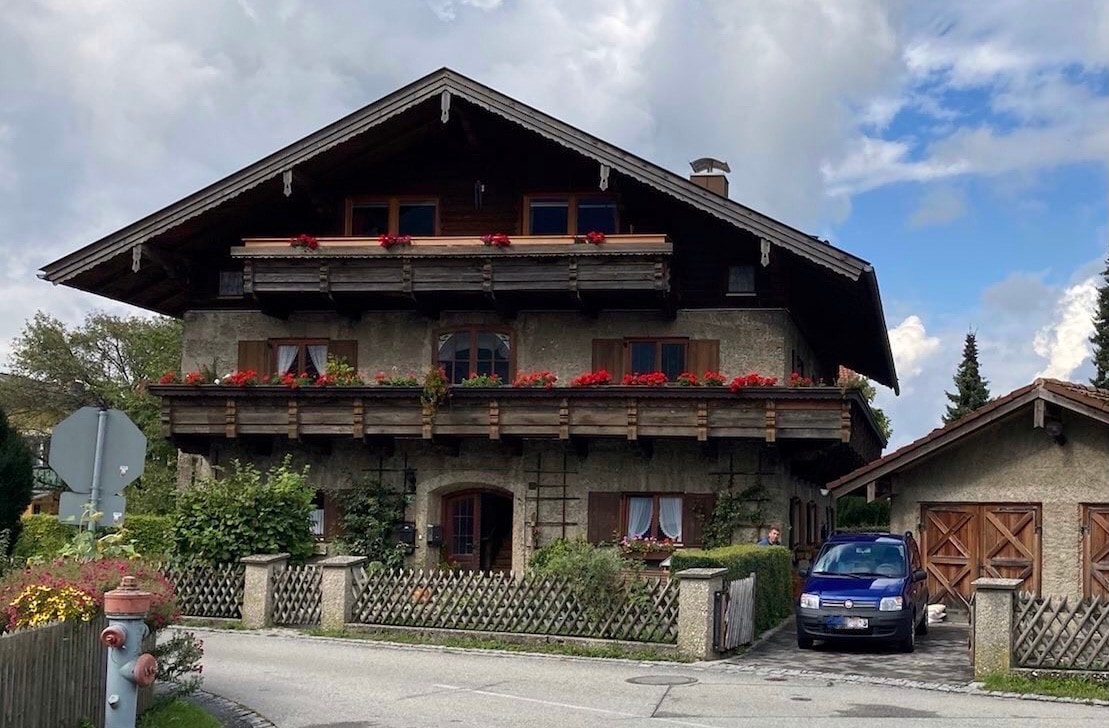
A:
229,234,672,314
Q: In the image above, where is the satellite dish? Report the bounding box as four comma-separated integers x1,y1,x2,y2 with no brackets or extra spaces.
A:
690,157,731,174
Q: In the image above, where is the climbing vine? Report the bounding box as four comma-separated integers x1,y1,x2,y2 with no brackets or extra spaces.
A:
702,480,770,549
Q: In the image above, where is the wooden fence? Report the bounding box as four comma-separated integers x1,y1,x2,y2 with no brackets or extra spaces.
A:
714,572,757,652
271,564,322,626
0,617,154,728
163,563,245,619
1013,593,1109,671
350,568,679,643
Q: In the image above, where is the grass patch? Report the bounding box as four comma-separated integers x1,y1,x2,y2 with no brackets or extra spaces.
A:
982,672,1109,701
302,627,691,662
178,618,248,630
139,699,221,728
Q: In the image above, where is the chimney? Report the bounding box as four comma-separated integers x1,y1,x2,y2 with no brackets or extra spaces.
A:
689,157,730,197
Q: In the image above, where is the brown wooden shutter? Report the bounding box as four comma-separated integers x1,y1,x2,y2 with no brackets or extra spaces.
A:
328,340,359,369
591,339,625,380
237,340,270,375
687,339,720,376
323,491,342,540
587,492,622,544
682,493,717,547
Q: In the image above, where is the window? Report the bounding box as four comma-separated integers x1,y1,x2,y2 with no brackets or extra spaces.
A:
523,194,618,235
310,491,326,538
812,542,907,578
624,494,684,543
273,340,329,378
219,270,244,297
437,329,511,384
346,196,438,236
727,265,755,295
627,339,687,380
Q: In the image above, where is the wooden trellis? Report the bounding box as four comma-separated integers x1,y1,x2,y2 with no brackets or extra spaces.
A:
163,563,244,619
271,564,322,626
525,451,579,546
350,568,678,643
1013,592,1109,671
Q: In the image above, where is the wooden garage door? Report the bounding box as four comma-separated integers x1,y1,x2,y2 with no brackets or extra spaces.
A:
1084,505,1109,598
921,503,1041,611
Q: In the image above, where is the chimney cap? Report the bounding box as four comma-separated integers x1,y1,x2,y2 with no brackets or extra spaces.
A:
690,157,730,175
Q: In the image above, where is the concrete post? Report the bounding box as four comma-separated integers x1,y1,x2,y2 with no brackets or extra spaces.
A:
240,553,289,628
319,555,367,631
971,577,1023,679
675,567,727,661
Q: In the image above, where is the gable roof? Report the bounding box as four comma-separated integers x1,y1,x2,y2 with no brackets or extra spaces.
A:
828,378,1109,495
39,67,897,389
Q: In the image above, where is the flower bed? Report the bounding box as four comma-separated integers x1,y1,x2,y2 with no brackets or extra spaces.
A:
513,371,558,388
623,372,668,387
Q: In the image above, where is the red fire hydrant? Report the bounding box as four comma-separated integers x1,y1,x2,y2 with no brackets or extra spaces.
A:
100,576,158,728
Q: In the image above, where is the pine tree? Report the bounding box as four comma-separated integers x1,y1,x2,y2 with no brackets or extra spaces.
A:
943,332,991,424
1089,254,1109,389
0,406,34,555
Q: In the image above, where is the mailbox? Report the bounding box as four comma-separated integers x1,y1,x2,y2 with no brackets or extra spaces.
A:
426,523,443,545
392,521,417,553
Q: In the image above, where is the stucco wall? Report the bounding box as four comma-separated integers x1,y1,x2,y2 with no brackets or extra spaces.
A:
888,407,1109,598
180,308,819,382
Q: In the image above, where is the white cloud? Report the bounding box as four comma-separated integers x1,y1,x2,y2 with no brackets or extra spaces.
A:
909,187,967,228
1033,278,1098,379
888,315,942,381
0,124,15,191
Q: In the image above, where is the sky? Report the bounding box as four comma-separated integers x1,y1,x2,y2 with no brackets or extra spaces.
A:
0,0,1106,450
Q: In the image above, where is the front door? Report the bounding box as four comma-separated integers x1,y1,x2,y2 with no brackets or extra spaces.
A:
1083,504,1109,598
442,490,513,572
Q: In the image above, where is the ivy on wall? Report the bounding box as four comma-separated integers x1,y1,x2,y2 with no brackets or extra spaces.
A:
702,480,770,549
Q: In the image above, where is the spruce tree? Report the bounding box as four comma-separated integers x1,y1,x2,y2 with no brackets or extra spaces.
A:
0,406,34,555
1089,253,1109,389
943,332,991,424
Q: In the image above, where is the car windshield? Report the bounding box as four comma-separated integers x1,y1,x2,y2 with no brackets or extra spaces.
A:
812,543,907,578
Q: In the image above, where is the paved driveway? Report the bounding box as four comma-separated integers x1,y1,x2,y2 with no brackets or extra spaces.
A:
729,619,973,686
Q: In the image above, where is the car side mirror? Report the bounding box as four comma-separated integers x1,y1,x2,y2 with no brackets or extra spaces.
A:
913,569,926,582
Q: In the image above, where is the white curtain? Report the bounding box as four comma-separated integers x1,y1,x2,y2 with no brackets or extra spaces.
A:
309,509,324,536
276,345,299,375
659,497,683,542
307,344,328,374
626,497,653,539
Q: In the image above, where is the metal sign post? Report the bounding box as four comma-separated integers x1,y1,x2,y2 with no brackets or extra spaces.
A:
88,408,109,530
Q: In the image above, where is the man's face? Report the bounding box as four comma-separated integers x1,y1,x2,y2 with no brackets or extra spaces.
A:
769,528,781,543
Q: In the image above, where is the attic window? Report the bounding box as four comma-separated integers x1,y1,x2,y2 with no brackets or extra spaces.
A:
524,195,617,235
727,265,755,295
219,270,244,297
346,197,438,236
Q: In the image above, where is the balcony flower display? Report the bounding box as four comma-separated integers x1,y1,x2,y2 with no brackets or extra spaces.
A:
618,536,677,556
570,369,612,387
480,233,511,248
789,371,816,387
375,370,421,386
378,234,412,250
675,372,699,386
460,372,503,387
218,370,259,387
512,371,558,388
573,231,606,245
325,355,364,385
702,371,727,387
158,371,179,385
184,371,206,386
273,372,313,388
728,373,778,392
622,372,668,387
289,233,319,251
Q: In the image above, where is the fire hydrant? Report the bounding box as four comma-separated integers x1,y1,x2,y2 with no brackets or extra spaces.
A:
100,576,159,728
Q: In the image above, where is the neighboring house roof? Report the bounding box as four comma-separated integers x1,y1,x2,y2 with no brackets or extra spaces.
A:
828,379,1109,495
38,67,897,389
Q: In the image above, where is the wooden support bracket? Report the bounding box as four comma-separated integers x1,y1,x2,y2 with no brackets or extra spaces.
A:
421,402,434,439
696,401,708,442
764,400,776,443
352,397,364,439
224,399,238,439
840,401,852,443
558,398,570,440
626,398,638,441
287,399,299,440
489,399,500,440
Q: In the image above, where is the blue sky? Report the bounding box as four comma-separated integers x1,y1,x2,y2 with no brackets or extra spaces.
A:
0,0,1106,450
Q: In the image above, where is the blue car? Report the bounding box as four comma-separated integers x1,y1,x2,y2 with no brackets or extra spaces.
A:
796,532,929,652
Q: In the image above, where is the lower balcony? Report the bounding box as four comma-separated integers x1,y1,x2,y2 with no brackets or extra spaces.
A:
150,385,884,478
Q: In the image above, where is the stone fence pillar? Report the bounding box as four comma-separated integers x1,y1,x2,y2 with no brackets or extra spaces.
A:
319,556,367,631
971,577,1022,679
240,553,289,628
675,567,727,661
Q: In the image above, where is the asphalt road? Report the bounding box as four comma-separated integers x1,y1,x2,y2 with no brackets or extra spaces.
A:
190,629,1107,727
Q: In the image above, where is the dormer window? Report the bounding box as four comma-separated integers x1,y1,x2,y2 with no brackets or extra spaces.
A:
524,195,617,235
346,196,438,236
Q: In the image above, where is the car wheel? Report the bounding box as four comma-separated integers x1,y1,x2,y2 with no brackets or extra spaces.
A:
900,615,916,653
915,610,929,636
797,635,814,650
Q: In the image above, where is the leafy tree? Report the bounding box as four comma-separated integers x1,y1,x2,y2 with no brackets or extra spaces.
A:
0,312,183,514
943,332,991,424
1090,253,1109,389
0,406,34,554
332,478,410,569
837,371,893,441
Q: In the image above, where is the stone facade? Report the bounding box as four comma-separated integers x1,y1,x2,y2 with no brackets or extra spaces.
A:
888,406,1109,598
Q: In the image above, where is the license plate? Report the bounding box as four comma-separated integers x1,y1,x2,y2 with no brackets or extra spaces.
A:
825,616,868,630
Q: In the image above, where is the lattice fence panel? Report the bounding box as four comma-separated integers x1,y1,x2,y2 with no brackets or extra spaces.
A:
163,563,245,619
1013,592,1109,671
272,564,322,626
350,569,678,643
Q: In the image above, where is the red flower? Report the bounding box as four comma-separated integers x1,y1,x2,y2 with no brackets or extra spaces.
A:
676,372,699,386
585,231,606,245
570,370,612,387
622,372,668,387
480,233,512,248
315,374,336,387
729,373,778,392
223,370,258,387
378,234,412,249
158,371,178,384
183,371,206,386
789,372,815,387
290,233,319,250
512,371,559,388
702,371,727,387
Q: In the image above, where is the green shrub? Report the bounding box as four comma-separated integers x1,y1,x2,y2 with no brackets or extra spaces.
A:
119,515,174,558
670,544,792,635
332,478,409,569
528,538,644,620
12,514,75,562
172,457,315,565
835,496,889,528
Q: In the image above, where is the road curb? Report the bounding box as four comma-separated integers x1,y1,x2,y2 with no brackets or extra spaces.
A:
184,687,280,728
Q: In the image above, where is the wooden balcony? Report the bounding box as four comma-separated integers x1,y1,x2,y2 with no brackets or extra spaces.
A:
150,385,884,472
229,235,671,311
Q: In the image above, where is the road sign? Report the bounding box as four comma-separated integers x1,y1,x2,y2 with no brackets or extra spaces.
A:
49,407,147,495
59,491,126,529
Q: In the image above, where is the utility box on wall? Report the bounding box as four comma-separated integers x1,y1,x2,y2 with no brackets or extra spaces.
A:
393,521,417,553
425,524,443,546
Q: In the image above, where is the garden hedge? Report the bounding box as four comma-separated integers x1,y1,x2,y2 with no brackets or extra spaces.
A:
671,544,792,635
119,514,173,558
12,514,75,562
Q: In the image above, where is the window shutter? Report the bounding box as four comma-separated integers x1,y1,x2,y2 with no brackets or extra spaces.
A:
682,493,717,547
587,492,622,544
591,339,625,380
237,340,270,375
687,339,720,376
328,340,359,369
323,491,342,540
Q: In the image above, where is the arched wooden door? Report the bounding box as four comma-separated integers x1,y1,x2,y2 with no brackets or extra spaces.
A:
442,490,513,572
